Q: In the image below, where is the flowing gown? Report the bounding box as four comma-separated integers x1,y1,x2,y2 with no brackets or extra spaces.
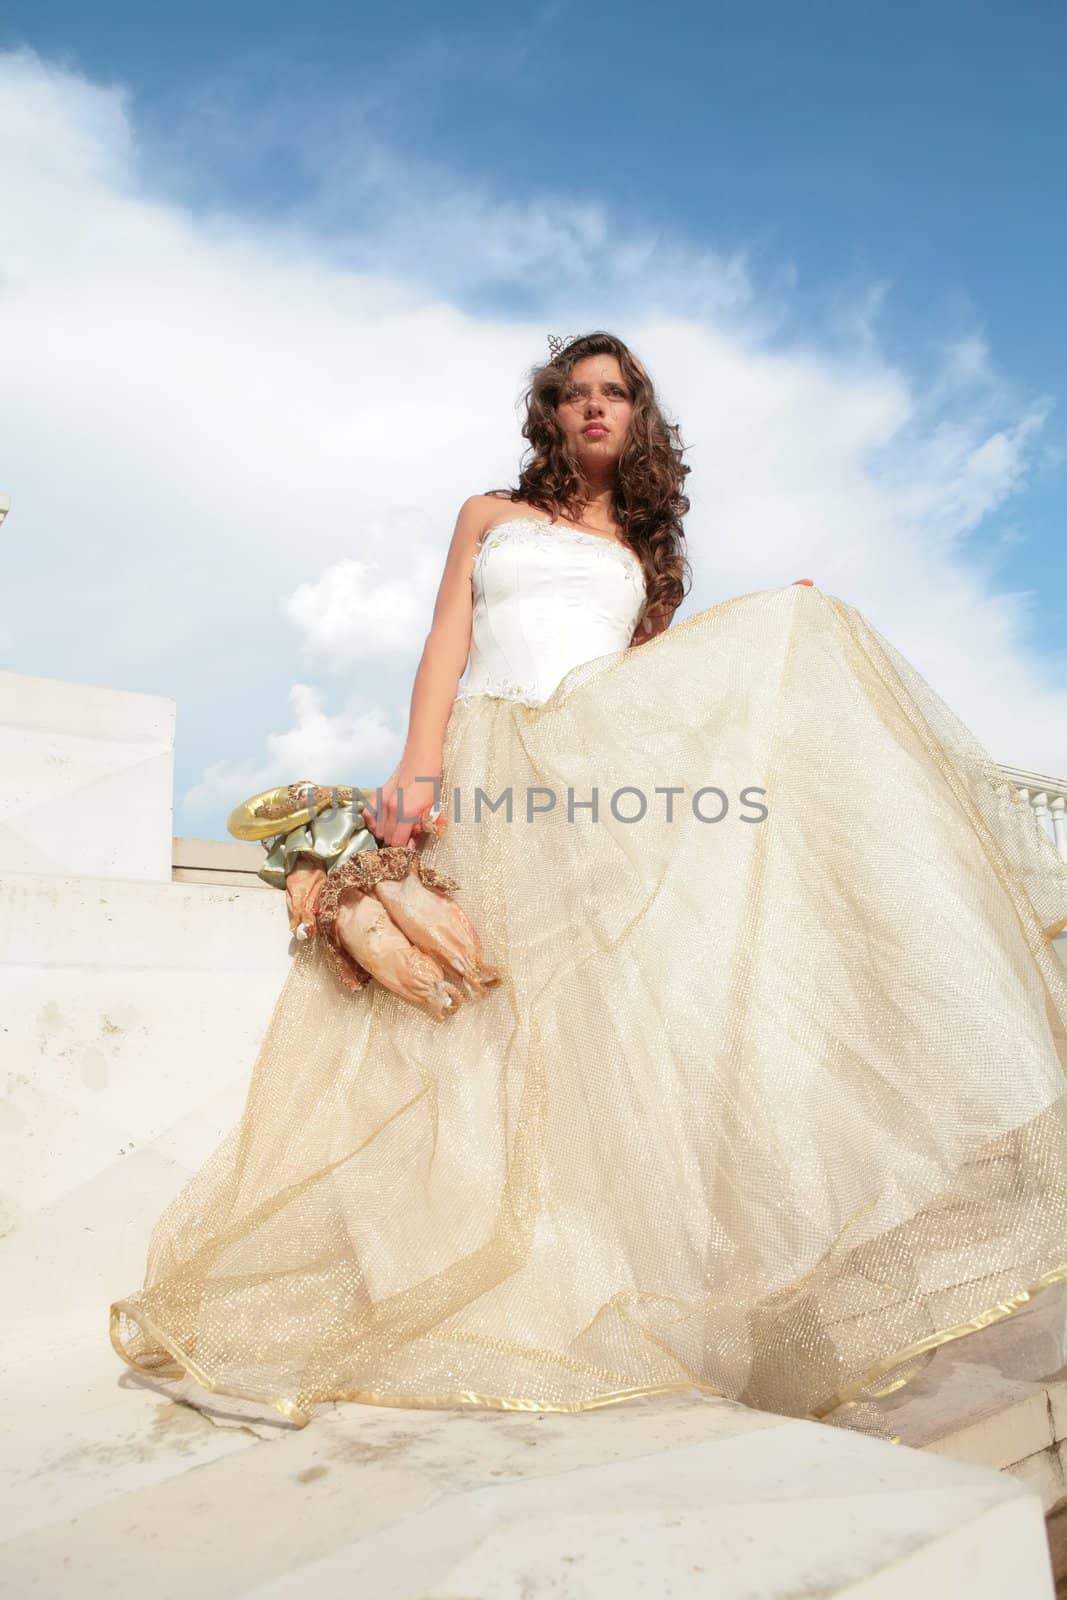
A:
110,515,1067,1440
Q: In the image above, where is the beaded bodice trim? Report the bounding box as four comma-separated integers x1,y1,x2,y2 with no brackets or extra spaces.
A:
472,516,646,586
455,672,547,706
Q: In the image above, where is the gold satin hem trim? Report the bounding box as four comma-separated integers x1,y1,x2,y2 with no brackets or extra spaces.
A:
109,1299,728,1427
115,1260,1067,1439
110,1300,311,1426
810,1258,1067,1426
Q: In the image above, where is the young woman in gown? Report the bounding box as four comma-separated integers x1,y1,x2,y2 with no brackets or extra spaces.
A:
111,331,1067,1443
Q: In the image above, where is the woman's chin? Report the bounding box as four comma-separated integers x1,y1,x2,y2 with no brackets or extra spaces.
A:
575,441,617,468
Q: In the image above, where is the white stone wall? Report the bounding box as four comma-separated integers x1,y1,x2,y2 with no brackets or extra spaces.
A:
0,670,176,882
0,671,289,1340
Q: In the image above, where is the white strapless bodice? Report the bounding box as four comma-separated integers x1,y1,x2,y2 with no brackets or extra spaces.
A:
455,518,648,707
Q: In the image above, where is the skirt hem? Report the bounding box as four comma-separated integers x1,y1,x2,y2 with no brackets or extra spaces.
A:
111,1254,1067,1442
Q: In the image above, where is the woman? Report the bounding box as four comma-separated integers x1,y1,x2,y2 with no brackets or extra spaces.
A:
111,331,1067,1442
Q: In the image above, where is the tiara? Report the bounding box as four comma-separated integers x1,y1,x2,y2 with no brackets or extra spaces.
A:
546,332,579,362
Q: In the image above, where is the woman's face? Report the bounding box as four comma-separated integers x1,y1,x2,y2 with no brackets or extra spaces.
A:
555,354,634,471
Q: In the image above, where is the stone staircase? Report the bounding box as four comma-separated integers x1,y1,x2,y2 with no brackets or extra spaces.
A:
3,665,1067,1597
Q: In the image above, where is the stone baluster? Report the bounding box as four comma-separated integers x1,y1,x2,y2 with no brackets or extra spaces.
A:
1051,796,1067,862
1029,791,1054,845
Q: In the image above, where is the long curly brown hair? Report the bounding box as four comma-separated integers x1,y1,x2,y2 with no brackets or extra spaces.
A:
485,330,692,626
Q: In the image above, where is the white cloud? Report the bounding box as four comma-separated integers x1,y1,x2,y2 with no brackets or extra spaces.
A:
184,683,404,820
282,541,445,668
1,46,1064,845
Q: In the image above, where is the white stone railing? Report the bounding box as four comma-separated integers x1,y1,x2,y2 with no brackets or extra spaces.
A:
995,764,1067,862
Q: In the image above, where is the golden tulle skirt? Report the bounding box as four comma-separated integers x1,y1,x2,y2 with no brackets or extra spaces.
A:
110,583,1067,1439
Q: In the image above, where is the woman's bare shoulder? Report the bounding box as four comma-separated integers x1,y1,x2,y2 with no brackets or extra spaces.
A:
452,492,528,547
454,492,513,528
445,494,514,568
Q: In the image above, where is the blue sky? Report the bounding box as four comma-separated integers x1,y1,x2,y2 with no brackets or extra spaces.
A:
7,1,1062,383
1,4,1065,836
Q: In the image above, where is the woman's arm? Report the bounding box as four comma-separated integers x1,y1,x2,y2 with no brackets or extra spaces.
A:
361,496,487,847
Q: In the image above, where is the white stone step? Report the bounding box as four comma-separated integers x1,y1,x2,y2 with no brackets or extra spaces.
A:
0,870,289,1216
0,1331,1055,1599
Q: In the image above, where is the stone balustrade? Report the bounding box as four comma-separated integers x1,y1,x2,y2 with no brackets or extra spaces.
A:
996,764,1067,862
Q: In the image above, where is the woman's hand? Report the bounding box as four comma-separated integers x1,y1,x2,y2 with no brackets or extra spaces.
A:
285,854,327,935
362,758,442,849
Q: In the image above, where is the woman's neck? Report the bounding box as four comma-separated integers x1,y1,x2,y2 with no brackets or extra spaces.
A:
567,484,617,530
